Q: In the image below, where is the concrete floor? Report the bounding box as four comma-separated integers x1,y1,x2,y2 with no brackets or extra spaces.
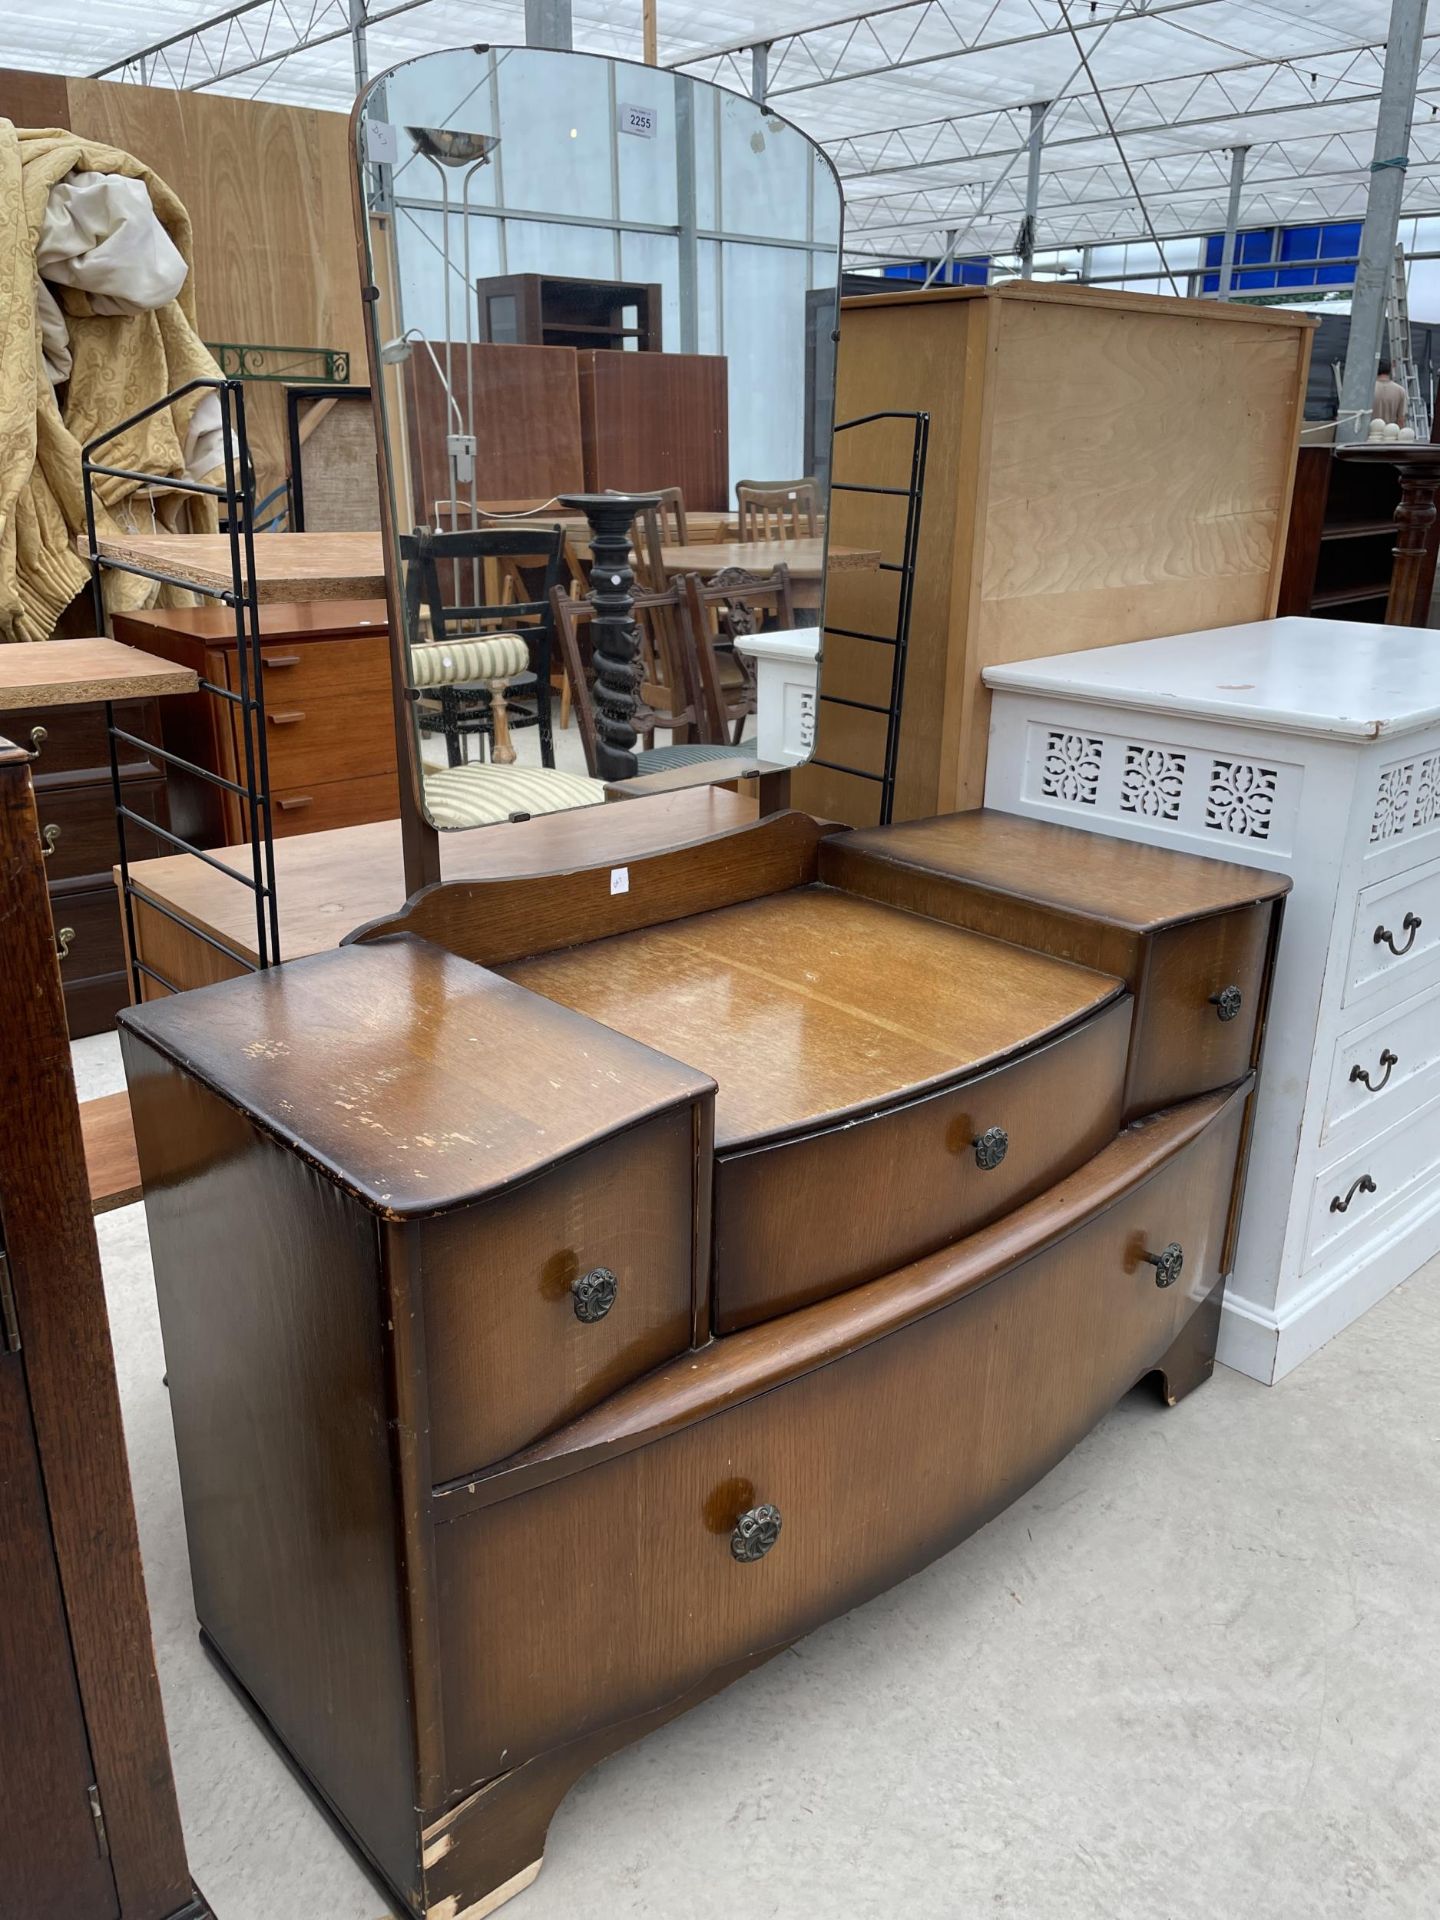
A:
77,1029,1440,1920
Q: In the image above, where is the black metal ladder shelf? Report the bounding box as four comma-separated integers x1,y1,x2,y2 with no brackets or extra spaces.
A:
807,409,929,828
82,375,281,1001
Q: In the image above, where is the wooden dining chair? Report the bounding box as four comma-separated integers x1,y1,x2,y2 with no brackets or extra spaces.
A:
682,565,792,745
735,478,820,541
551,584,755,777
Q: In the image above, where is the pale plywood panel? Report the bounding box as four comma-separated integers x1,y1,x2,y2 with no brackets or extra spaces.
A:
64,79,365,493
292,394,382,533
956,294,1310,808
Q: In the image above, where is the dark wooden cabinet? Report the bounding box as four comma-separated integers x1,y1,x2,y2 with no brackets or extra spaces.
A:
476,273,662,352
4,698,169,1038
577,348,729,509
401,341,585,522
1278,442,1440,619
112,602,398,847
121,806,1287,1920
0,737,207,1920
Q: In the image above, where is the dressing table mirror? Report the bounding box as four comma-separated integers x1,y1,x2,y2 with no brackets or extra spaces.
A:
352,45,844,887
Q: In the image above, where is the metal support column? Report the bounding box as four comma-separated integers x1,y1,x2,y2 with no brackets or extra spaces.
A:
1019,100,1047,277
675,75,699,354
524,0,573,50
1338,0,1429,442
751,42,769,105
348,0,367,92
1216,144,1248,300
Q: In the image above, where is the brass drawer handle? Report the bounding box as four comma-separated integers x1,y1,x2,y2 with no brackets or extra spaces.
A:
55,926,75,961
1350,1049,1397,1094
1330,1174,1376,1215
268,710,306,726
1209,984,1243,1022
571,1266,618,1323
29,724,47,756
972,1125,1009,1171
40,823,60,859
1374,912,1421,957
1141,1242,1184,1288
730,1504,782,1564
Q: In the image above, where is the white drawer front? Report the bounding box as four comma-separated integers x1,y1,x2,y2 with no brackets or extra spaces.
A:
1322,982,1440,1146
1304,1087,1440,1272
1344,854,1440,1008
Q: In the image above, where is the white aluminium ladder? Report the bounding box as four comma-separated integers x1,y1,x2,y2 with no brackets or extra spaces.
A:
1387,245,1430,437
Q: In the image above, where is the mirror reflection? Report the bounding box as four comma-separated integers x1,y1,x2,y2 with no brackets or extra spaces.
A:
355,45,843,829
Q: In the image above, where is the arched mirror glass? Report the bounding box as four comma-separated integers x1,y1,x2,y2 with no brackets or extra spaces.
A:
354,44,844,831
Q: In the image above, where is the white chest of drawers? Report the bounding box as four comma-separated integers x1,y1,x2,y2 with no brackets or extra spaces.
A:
983,616,1440,1382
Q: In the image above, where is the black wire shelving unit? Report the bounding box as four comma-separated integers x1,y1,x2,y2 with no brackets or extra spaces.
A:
82,375,281,1000
808,409,929,827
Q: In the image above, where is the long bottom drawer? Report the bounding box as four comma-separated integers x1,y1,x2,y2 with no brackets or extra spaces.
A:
435,1085,1247,1790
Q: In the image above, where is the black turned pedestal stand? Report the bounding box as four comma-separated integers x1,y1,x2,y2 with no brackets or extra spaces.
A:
560,491,660,781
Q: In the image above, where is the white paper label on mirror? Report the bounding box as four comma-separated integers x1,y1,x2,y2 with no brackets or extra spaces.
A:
618,102,657,138
610,867,630,896
364,120,400,165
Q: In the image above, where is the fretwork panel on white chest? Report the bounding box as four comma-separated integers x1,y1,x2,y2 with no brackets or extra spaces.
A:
984,616,1440,1384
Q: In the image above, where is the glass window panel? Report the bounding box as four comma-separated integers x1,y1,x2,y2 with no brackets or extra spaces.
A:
616,64,678,226
721,241,810,497
619,229,682,349
717,94,809,242
492,51,614,221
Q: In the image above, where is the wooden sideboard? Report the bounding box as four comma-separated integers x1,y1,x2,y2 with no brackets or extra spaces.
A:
120,805,1286,1919
112,601,397,846
794,281,1314,827
1277,442,1440,621
0,735,207,1920
577,349,729,510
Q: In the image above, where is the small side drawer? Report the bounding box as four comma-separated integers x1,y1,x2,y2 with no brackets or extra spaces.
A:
19,698,161,781
1345,854,1440,1007
420,1106,700,1481
257,687,398,791
1124,902,1272,1120
1304,1087,1440,1272
1321,983,1440,1146
40,773,166,883
228,633,390,706
49,880,126,982
269,771,397,836
713,994,1131,1333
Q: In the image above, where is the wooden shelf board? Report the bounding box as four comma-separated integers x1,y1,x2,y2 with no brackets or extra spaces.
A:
80,1091,142,1215
0,639,198,713
1321,520,1398,542
1311,581,1390,608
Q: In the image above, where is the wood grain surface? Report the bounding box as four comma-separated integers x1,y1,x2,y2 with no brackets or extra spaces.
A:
503,885,1120,1147
80,1091,142,1215
86,533,386,603
120,936,713,1218
0,638,196,710
124,784,758,982
433,1087,1246,1784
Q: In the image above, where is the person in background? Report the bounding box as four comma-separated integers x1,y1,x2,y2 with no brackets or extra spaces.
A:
1374,359,1407,428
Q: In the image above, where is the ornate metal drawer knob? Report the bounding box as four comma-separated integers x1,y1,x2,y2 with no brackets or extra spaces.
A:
1329,1174,1376,1215
571,1266,618,1323
730,1504,783,1564
1209,984,1243,1022
1141,1242,1184,1288
972,1125,1009,1171
29,725,46,755
1350,1049,1397,1094
40,823,61,860
55,926,75,961
1374,912,1421,957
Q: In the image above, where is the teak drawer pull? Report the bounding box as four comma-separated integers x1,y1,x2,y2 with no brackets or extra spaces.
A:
972,1125,1009,1170
1141,1242,1184,1288
40,822,60,859
1330,1174,1377,1215
262,653,302,668
276,796,313,812
571,1267,618,1323
55,926,75,961
268,710,306,726
1374,912,1421,957
1209,984,1244,1022
730,1505,782,1564
1350,1049,1398,1094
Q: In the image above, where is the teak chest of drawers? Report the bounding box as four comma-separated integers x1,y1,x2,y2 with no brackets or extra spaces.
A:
984,614,1440,1383
112,600,397,846
121,806,1287,1919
